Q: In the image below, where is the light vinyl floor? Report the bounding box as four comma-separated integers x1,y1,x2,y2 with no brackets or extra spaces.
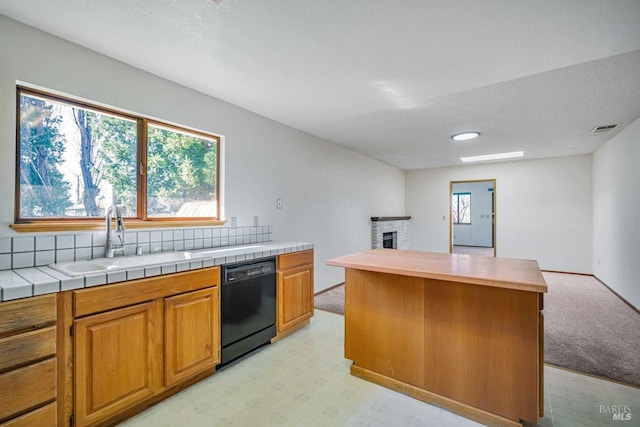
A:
120,310,640,427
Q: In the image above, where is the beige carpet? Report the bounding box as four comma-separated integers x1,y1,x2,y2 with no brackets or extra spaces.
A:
542,272,640,387
314,272,640,387
314,284,345,315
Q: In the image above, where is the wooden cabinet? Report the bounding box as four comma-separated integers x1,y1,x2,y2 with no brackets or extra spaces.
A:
165,287,220,387
71,267,220,426
74,301,162,426
0,294,57,426
277,250,314,335
328,250,547,426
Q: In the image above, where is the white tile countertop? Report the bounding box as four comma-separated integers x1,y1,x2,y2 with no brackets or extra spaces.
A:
0,242,312,302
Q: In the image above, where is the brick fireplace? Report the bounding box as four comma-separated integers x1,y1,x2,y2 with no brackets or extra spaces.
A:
371,216,411,250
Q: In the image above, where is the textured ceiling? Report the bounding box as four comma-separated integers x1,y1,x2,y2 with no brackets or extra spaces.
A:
1,0,640,169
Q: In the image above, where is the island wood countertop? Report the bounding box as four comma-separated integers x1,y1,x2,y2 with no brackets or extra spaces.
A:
326,248,547,293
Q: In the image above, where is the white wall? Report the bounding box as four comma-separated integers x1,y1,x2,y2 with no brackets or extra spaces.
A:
0,16,405,291
452,181,494,247
406,155,593,273
593,117,640,309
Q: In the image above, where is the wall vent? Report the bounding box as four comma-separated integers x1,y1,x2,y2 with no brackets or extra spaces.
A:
591,124,619,134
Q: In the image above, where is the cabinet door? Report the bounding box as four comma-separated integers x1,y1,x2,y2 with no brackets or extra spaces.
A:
74,301,162,426
165,287,220,387
277,264,314,333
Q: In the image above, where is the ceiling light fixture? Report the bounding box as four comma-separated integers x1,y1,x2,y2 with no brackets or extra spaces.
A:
451,131,480,141
461,151,524,163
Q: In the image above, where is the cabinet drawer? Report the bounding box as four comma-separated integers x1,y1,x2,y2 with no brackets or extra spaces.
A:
0,358,56,421
0,402,56,427
0,295,56,336
0,326,56,372
278,250,313,270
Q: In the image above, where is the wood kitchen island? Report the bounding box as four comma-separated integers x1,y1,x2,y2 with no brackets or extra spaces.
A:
326,249,547,427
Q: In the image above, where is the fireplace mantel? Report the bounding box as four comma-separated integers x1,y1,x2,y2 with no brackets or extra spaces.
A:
371,216,412,222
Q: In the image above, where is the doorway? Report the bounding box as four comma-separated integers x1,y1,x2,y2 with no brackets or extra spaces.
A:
449,179,496,257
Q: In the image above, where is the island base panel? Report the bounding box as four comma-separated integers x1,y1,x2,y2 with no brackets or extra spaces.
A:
344,268,541,425
345,269,425,388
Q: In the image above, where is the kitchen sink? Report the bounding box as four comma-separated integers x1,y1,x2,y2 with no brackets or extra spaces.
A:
49,251,192,277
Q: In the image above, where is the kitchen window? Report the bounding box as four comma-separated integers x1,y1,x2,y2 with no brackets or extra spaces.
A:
14,86,220,231
452,192,471,224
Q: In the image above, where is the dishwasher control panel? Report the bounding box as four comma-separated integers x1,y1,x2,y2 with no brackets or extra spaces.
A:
223,259,275,283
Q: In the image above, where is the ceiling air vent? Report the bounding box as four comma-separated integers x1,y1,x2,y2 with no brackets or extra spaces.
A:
591,124,619,134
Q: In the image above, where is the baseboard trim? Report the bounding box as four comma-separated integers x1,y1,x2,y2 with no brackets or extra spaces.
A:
593,275,639,315
351,365,524,427
541,269,593,276
314,282,344,296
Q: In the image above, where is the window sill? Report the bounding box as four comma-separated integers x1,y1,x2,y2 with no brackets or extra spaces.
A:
10,219,227,233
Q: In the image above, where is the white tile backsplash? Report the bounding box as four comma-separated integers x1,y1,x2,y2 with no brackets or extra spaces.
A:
12,252,34,269
75,234,92,248
0,225,274,273
35,235,55,251
92,247,104,259
93,233,106,247
13,236,35,252
0,255,11,270
75,248,92,261
0,238,11,254
56,249,75,263
137,231,150,243
56,235,75,249
35,251,55,267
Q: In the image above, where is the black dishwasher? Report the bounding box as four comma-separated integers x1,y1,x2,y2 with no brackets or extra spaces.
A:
220,258,276,365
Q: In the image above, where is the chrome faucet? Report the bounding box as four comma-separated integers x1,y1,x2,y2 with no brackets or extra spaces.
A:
105,204,125,258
